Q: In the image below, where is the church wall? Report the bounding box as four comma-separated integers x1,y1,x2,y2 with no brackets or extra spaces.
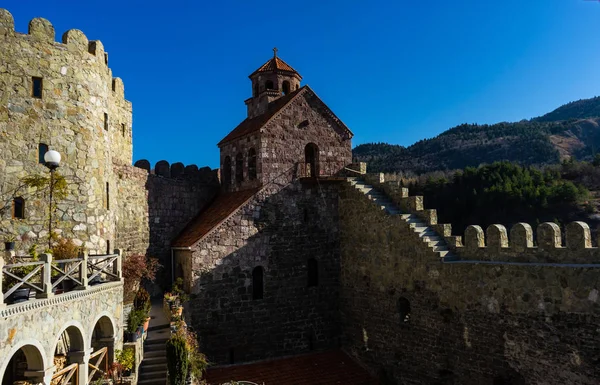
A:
186,181,342,365
219,134,262,192
339,183,600,385
261,91,352,183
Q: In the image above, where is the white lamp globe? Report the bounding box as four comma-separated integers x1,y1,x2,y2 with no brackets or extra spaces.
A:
44,150,61,169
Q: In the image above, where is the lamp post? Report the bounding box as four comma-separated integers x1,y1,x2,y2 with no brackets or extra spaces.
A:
43,150,61,249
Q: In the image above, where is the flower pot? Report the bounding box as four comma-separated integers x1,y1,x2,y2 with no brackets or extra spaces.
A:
172,306,183,317
125,331,139,343
7,288,30,304
122,369,132,377
61,279,76,292
89,276,102,286
5,241,15,251
143,317,151,332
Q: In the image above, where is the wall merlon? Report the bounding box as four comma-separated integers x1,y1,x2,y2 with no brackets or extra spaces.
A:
62,29,88,52
28,17,54,42
486,224,508,249
0,9,14,36
538,222,561,251
566,221,591,250
88,40,104,56
510,222,533,252
464,225,485,249
112,77,124,99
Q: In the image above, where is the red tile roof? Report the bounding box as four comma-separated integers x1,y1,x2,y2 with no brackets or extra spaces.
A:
218,87,305,146
204,350,378,385
171,188,259,248
250,56,301,78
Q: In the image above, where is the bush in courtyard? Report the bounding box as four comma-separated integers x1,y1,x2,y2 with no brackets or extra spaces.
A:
122,254,160,303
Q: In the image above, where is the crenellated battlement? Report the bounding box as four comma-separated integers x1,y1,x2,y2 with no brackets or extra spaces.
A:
362,172,600,264
134,159,219,183
0,8,125,101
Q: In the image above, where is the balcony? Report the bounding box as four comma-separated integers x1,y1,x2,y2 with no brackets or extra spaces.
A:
0,251,125,385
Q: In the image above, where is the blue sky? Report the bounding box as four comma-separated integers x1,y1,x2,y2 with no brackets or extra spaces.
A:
5,1,600,169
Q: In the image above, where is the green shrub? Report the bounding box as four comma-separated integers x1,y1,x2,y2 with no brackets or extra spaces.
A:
166,333,188,385
126,309,146,333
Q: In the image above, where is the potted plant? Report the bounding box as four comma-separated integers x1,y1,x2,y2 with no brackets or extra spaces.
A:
125,309,144,342
134,288,152,332
3,255,38,304
115,348,135,377
122,254,160,304
4,234,16,251
50,238,82,291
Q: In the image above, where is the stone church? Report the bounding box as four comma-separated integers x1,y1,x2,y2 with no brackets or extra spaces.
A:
172,49,355,365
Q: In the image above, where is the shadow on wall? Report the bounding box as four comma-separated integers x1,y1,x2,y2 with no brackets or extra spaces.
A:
134,159,220,289
177,180,343,365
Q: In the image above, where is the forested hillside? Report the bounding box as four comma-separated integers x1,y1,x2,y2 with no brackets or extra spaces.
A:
353,96,600,174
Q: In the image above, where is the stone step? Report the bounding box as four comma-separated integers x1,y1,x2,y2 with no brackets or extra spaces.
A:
147,323,170,332
144,350,166,359
142,356,168,365
140,362,167,372
138,370,167,381
432,245,449,252
145,337,169,345
144,343,166,352
138,378,167,385
438,250,451,258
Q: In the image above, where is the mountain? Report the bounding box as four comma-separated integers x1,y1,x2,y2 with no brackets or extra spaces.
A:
354,96,600,174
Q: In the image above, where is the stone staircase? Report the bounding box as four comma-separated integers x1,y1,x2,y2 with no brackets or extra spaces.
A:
348,177,458,261
138,325,170,385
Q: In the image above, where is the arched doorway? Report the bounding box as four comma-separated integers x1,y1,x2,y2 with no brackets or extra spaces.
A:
2,344,45,385
53,326,85,385
304,143,319,178
90,316,115,381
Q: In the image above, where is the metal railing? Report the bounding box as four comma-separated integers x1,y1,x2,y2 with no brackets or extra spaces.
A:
1,250,123,306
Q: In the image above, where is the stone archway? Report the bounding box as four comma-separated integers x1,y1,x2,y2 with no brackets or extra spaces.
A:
1,342,46,385
52,325,86,385
90,315,115,380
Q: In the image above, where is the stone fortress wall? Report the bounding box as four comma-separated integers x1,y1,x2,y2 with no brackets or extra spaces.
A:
0,9,132,253
341,173,600,384
0,8,220,270
132,159,220,283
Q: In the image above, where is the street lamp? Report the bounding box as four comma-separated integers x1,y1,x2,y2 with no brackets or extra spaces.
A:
43,150,61,248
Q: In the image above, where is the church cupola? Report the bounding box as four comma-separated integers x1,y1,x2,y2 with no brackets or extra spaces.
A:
245,48,302,118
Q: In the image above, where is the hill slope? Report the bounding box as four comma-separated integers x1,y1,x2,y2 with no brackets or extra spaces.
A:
354,96,600,174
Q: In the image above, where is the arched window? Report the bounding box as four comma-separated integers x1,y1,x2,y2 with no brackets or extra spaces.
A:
296,83,300,90
252,266,264,300
265,80,274,90
307,258,318,287
235,152,244,183
253,83,259,97
248,148,257,180
282,80,290,95
222,156,232,187
304,143,319,178
13,197,24,219
38,143,48,164
397,297,411,324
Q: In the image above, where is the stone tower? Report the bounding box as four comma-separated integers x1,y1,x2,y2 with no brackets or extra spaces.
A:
245,48,302,119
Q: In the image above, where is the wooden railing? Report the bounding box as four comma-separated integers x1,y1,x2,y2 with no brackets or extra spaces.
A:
0,250,122,306
51,362,78,385
88,347,108,382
